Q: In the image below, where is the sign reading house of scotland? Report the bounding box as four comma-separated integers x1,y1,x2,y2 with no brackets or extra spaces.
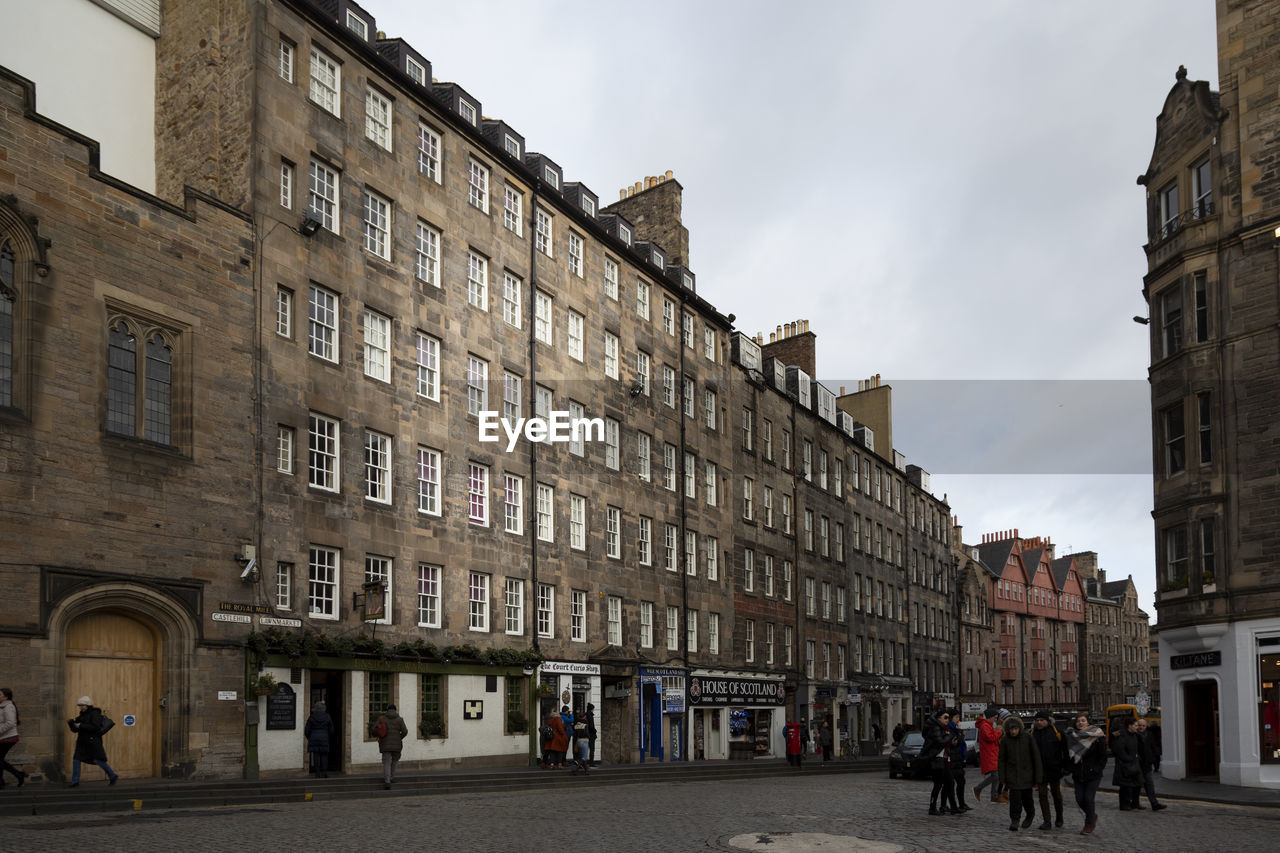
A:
1170,650,1222,670
541,661,601,676
688,676,786,706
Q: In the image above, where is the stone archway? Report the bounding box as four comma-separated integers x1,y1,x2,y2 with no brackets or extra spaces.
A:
49,583,199,780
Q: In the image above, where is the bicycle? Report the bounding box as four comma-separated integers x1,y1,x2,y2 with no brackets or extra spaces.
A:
841,736,861,759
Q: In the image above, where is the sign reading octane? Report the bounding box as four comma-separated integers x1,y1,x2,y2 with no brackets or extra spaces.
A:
688,676,786,706
478,411,604,452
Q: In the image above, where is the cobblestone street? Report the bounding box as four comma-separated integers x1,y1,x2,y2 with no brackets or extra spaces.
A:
5,773,1275,852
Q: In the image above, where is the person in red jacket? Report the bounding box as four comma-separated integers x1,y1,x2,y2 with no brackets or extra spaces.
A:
973,705,1003,803
783,717,805,768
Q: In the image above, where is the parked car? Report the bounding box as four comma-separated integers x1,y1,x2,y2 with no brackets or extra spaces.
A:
888,731,928,779
963,727,980,766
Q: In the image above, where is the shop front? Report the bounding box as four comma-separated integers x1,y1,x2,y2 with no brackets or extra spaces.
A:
538,660,601,755
688,671,786,761
637,666,685,762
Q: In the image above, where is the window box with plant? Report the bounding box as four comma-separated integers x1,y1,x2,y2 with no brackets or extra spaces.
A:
419,712,446,739
252,672,278,697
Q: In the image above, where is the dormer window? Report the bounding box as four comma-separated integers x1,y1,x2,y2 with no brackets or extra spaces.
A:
346,10,368,40
544,167,559,188
1159,181,1179,238
406,57,427,86
459,100,478,126
683,273,693,290
652,250,664,270
582,196,595,216
619,224,632,246
504,134,521,158
1192,158,1212,218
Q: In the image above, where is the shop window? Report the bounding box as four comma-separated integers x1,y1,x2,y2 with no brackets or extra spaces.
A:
1261,652,1280,764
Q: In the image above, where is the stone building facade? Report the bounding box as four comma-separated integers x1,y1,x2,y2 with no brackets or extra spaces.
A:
976,532,1085,713
0,64,256,781
1140,0,1280,788
955,522,996,714
0,0,957,780
1075,552,1126,713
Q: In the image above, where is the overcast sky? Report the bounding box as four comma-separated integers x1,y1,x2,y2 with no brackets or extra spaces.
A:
359,0,1220,621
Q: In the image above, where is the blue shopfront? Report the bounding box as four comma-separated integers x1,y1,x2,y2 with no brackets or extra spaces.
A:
638,666,685,762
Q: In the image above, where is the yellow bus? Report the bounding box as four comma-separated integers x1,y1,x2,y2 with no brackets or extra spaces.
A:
1106,704,1138,752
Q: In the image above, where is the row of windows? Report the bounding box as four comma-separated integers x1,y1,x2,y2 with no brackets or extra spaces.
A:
994,578,1083,613
741,408,950,544
281,281,722,433
291,548,743,655
1163,517,1216,586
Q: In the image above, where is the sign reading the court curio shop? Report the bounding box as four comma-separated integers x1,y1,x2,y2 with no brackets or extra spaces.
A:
1170,650,1222,670
687,676,786,706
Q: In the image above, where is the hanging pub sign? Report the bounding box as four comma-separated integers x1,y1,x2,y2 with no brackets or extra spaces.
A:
687,676,786,706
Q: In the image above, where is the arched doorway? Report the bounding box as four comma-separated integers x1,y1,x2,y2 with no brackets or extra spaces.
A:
65,611,160,779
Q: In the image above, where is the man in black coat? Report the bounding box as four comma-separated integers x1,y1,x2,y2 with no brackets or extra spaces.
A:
1135,719,1167,811
1111,718,1144,810
1030,711,1067,829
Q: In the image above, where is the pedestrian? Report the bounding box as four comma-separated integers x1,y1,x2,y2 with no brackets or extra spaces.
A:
0,688,28,788
1066,712,1107,835
997,715,1042,831
1147,721,1163,772
539,712,557,769
993,709,1013,802
871,721,883,753
583,703,599,765
571,707,591,773
892,722,905,745
1031,711,1067,829
820,719,834,762
376,703,408,789
1111,717,1144,811
545,709,569,769
304,699,334,778
947,715,971,812
1135,719,1168,811
783,717,805,768
66,696,118,787
920,708,953,815
972,705,1002,803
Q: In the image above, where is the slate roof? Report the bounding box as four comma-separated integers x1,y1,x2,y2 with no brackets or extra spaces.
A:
1022,548,1045,581
1051,557,1074,592
976,540,1014,579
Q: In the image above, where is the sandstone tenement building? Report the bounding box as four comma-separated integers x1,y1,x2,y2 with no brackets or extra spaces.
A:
1140,0,1280,789
2,0,973,780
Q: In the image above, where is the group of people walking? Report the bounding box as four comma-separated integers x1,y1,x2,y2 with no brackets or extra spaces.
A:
922,705,1165,837
541,703,596,773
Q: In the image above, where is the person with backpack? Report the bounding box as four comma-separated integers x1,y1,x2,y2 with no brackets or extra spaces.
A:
997,715,1042,831
543,709,569,769
0,687,27,788
67,696,118,787
373,703,409,789
1031,711,1068,829
571,712,591,774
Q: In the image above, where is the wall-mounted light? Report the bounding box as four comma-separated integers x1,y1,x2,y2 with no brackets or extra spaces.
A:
1132,316,1150,325
299,214,322,237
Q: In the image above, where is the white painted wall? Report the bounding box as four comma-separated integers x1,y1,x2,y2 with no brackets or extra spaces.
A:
256,667,304,772
0,0,156,192
349,672,530,769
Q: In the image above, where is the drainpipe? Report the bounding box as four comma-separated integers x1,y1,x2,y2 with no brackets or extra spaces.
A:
527,184,541,766
678,295,690,761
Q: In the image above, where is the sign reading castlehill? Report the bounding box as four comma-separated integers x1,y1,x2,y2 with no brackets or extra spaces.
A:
688,676,786,706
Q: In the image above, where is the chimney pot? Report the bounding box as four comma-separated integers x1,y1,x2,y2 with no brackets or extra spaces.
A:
839,385,845,395
665,169,673,180
769,332,776,343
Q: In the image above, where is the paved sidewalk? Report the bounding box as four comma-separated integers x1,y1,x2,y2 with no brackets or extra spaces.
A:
1098,772,1279,808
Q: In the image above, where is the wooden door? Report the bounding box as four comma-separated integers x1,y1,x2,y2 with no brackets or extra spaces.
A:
1183,680,1219,778
65,612,158,779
